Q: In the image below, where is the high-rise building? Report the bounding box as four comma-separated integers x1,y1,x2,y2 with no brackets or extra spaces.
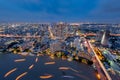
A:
101,30,110,47
51,22,68,40
96,30,104,42
50,40,62,53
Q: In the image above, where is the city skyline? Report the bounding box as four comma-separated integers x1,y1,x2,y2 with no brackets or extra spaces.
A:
0,0,120,23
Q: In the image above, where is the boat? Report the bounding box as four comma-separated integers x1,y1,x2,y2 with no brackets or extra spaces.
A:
29,64,34,69
45,62,55,65
14,59,26,62
15,72,27,80
40,74,53,79
35,57,38,62
59,67,69,70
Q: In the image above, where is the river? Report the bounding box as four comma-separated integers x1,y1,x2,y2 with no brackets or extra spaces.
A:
0,54,97,80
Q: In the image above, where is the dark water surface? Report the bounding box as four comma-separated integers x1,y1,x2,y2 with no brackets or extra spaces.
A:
0,54,97,80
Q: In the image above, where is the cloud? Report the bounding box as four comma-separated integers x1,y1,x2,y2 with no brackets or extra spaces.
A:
87,0,120,23
0,0,120,23
100,0,120,13
0,0,97,19
13,0,97,14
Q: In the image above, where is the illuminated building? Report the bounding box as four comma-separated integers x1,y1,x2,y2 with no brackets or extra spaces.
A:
96,30,104,42
101,30,110,47
50,40,62,53
51,22,68,39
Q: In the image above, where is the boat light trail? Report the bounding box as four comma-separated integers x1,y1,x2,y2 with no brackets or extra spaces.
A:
4,68,17,77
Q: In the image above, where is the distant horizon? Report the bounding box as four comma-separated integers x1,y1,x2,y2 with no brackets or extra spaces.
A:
0,21,120,24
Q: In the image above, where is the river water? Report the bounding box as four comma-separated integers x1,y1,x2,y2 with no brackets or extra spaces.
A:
0,54,97,80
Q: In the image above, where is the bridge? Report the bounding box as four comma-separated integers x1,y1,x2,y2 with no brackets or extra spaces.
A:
0,33,120,39
88,40,112,80
82,33,120,37
0,34,41,38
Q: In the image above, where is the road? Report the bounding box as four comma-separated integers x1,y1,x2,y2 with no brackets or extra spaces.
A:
87,40,112,80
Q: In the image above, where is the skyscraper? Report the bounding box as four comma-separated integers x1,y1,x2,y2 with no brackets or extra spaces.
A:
96,30,104,42
101,30,110,47
51,22,68,40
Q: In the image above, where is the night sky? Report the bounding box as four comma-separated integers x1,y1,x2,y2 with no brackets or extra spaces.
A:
0,0,120,23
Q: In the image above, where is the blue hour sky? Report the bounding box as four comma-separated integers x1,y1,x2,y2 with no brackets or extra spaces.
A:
0,0,120,23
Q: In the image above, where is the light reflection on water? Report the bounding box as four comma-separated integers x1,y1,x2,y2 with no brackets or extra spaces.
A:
0,54,97,80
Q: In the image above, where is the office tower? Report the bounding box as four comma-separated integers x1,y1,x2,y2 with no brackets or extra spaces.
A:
96,30,104,42
51,22,68,40
101,30,110,47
